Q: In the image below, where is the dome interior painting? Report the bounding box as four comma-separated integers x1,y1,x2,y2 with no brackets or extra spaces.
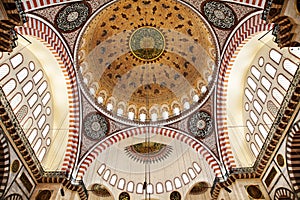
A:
0,0,299,199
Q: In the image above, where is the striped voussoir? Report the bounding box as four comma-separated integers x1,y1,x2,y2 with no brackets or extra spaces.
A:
216,12,272,171
76,127,221,180
15,16,80,175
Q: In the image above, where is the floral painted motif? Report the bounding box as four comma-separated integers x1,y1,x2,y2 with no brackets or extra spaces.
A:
203,1,236,29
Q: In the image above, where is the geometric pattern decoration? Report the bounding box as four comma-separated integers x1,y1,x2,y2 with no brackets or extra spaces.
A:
124,142,173,164
55,2,91,32
203,1,236,29
83,112,109,140
188,110,213,139
0,128,10,199
274,187,295,200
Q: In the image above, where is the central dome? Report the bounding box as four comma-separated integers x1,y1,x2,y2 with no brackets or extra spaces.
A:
75,0,219,125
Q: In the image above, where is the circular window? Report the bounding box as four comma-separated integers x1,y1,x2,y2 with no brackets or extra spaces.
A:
277,154,285,167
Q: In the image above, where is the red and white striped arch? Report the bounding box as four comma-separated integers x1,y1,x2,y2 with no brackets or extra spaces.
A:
76,126,222,180
22,0,81,12
216,11,273,170
221,0,267,8
15,15,80,175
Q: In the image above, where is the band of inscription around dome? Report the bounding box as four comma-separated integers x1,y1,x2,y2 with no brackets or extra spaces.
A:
129,27,165,61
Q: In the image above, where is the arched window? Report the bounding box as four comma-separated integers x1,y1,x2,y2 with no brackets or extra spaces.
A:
10,93,22,110
33,104,42,119
28,128,37,144
283,59,298,75
174,177,182,189
28,93,38,108
265,63,277,78
269,49,282,64
258,124,268,139
272,88,284,105
127,181,134,192
250,110,258,124
41,124,50,138
165,180,173,192
118,178,125,190
3,79,16,96
193,162,201,173
38,147,46,161
33,70,43,84
0,64,9,80
10,53,23,68
181,173,190,184
156,182,164,193
188,168,196,179
263,113,273,128
255,134,263,148
251,142,259,157
251,66,261,80
22,81,33,96
37,81,48,96
98,164,106,175
253,100,262,114
42,92,51,106
37,115,46,129
16,68,28,83
277,74,290,91
261,76,272,91
247,77,257,91
110,174,117,186
257,89,267,103
103,169,111,181
245,88,253,101
33,138,42,153
246,120,255,133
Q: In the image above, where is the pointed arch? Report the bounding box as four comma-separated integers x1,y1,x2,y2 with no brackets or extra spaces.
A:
15,15,80,175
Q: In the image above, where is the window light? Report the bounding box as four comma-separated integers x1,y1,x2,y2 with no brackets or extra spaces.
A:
251,66,261,80
277,74,290,91
261,76,272,91
0,64,9,81
265,63,277,78
16,68,28,83
3,79,16,96
283,59,298,75
10,53,23,68
269,49,282,64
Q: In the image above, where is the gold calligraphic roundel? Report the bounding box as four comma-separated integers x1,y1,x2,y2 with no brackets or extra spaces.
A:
75,0,219,125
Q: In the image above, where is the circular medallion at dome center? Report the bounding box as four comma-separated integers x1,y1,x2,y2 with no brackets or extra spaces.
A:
130,27,165,61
